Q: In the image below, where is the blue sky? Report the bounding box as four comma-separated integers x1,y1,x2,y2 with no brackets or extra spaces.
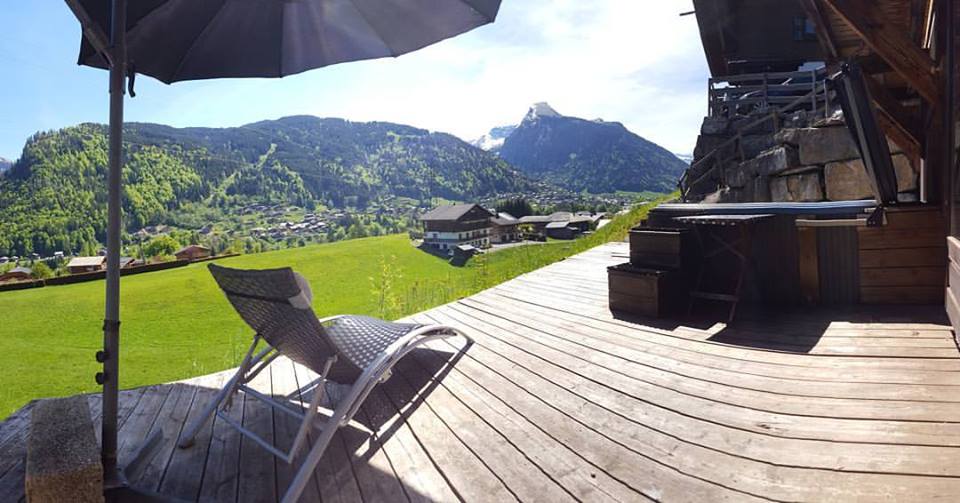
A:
0,0,708,161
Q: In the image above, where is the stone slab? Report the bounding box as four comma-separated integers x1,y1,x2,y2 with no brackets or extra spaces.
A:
26,397,103,503
824,155,917,201
797,126,860,165
755,146,800,176
700,117,729,136
770,172,823,202
824,159,874,201
739,134,776,159
693,134,733,161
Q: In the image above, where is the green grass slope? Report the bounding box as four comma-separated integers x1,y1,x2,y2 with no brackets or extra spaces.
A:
0,201,660,418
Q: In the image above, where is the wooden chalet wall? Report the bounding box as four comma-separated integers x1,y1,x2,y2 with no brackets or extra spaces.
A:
694,0,823,75
422,206,493,233
947,237,960,334
858,207,946,303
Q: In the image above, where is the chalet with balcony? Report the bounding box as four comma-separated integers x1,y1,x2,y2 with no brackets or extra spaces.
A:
174,245,212,262
420,203,495,251
490,212,521,243
0,266,32,283
66,256,106,274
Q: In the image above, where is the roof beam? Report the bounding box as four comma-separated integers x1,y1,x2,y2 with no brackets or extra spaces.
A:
820,0,940,103
863,71,922,143
799,0,839,60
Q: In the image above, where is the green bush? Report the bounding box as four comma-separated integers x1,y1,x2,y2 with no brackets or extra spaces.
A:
30,262,53,279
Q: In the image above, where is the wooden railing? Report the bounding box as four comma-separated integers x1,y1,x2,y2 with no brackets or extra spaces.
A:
708,69,829,118
680,78,833,201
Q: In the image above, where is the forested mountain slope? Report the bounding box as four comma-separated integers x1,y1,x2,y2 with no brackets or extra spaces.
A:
0,117,540,256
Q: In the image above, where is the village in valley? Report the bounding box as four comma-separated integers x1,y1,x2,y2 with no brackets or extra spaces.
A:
0,175,636,289
0,188,627,287
419,203,610,260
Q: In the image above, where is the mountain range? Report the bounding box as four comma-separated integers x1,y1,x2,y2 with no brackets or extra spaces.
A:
0,117,540,256
0,157,11,175
470,125,516,152
0,106,685,256
478,103,687,193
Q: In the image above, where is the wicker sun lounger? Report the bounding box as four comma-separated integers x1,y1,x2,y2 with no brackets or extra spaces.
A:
177,264,471,502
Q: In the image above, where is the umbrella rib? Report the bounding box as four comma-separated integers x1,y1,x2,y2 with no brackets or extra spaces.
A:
346,0,401,57
170,0,231,82
458,0,497,23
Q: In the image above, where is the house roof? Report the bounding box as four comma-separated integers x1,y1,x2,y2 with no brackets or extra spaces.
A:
175,245,211,255
546,221,573,229
491,217,520,226
518,215,553,224
67,256,106,268
497,212,517,221
8,266,32,274
569,216,595,224
548,212,574,222
419,204,493,222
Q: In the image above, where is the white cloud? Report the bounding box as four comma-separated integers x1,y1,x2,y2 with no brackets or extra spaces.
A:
128,0,708,155
289,0,709,153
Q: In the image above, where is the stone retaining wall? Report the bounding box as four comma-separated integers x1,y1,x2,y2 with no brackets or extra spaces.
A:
686,112,920,204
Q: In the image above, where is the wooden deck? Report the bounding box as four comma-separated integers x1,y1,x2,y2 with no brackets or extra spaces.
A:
4,241,960,501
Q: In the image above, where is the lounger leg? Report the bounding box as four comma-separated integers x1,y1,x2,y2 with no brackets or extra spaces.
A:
178,338,267,449
177,371,241,448
281,406,344,503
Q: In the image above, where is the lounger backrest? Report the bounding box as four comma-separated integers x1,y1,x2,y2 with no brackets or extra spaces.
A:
208,263,339,372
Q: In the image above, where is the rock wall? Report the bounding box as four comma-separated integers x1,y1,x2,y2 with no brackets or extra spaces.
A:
685,112,919,204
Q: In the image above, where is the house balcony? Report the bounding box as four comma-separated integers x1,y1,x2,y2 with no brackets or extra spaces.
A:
2,242,960,501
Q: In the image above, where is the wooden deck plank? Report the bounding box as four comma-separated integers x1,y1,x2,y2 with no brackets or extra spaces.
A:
4,241,960,502
237,359,277,503
498,281,958,356
469,290,960,383
115,385,176,468
320,376,408,503
197,383,245,502
268,358,324,503
158,371,228,500
418,312,960,501
425,306,960,474
133,383,199,490
358,386,460,503
460,295,960,421
488,285,960,370
372,368,519,502
462,294,960,399
385,342,578,502
439,301,960,445
289,363,363,503
395,334,654,502
403,316,766,502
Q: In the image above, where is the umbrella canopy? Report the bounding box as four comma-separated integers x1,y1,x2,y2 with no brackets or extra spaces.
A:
75,0,500,83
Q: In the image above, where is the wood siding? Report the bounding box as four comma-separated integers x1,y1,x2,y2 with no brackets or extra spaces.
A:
858,206,946,303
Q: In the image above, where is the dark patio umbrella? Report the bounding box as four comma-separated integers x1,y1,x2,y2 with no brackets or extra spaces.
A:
63,0,500,497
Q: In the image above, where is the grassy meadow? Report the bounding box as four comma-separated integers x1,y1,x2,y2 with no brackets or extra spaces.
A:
0,201,658,418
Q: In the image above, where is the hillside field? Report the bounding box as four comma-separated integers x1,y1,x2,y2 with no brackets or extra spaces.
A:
0,201,657,418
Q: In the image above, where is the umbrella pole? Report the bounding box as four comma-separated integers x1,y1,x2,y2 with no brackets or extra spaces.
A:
101,0,127,489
